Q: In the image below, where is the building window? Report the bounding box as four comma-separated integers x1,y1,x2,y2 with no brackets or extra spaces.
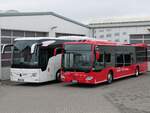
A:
1,30,11,36
25,31,35,37
36,32,48,37
13,30,24,37
106,34,111,38
115,39,120,42
130,35,143,39
144,34,150,39
130,40,143,44
123,32,127,35
144,40,150,44
99,29,104,32
124,40,128,42
106,29,111,32
114,33,120,36
100,35,104,38
1,38,11,44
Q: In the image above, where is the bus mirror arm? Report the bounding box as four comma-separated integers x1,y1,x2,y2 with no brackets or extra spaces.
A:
2,44,13,54
31,43,42,54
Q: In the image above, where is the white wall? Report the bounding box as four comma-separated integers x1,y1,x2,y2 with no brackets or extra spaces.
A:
94,25,150,43
0,15,90,37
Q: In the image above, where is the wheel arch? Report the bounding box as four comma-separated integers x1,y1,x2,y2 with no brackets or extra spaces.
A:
55,69,61,80
109,69,114,77
136,65,140,71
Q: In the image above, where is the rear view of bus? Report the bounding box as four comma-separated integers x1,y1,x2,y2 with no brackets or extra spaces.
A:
61,40,148,84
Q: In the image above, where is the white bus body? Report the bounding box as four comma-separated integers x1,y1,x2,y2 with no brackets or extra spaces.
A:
10,54,61,83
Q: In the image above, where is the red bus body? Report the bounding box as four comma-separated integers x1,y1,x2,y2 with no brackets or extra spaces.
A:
61,40,148,84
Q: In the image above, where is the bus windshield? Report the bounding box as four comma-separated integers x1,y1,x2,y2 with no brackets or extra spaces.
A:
12,40,39,68
63,44,92,72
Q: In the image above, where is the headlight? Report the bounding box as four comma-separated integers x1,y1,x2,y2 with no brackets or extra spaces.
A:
86,76,93,81
32,73,37,77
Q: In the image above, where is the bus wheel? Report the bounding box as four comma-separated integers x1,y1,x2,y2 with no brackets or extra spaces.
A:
135,67,139,77
107,72,113,84
56,71,61,82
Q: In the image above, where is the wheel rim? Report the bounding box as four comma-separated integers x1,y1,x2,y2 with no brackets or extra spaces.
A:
108,73,112,83
136,69,139,76
56,72,61,81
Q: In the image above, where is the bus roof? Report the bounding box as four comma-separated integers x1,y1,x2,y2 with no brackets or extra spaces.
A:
64,39,119,46
14,37,55,41
14,36,95,41
14,36,147,47
130,43,147,47
64,39,147,47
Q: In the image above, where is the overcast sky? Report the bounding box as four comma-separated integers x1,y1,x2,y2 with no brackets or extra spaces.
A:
1,0,150,23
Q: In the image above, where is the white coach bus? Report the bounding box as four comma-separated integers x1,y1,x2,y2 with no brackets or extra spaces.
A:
2,36,89,83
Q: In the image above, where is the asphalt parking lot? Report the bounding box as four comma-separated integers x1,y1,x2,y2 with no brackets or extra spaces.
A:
0,73,150,113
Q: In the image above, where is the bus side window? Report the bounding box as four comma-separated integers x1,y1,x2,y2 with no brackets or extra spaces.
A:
124,54,131,66
94,53,104,71
105,53,111,63
96,54,104,63
115,54,124,67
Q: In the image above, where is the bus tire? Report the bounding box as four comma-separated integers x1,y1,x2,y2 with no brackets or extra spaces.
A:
135,67,140,77
56,70,61,82
107,72,113,84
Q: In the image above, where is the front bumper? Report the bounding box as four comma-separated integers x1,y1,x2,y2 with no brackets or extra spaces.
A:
10,68,41,83
61,72,95,84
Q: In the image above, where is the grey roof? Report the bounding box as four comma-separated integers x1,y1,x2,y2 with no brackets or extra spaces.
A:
89,16,150,24
0,12,89,28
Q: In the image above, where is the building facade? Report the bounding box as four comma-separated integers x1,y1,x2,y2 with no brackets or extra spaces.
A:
0,12,90,80
89,17,150,71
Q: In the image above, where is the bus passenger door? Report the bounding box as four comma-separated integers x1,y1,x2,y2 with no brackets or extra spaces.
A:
94,52,105,81
53,48,62,78
115,54,124,78
122,54,134,76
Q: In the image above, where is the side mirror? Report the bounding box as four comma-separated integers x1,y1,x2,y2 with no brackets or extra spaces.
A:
96,51,100,60
2,44,13,54
31,43,37,54
31,43,42,54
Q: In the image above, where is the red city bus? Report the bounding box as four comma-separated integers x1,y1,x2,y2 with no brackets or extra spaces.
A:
61,39,147,84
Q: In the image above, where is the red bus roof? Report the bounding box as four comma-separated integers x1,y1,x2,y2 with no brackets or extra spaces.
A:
129,43,147,47
64,39,147,47
64,40,120,46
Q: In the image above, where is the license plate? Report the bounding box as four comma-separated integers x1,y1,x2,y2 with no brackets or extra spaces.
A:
72,80,77,83
18,79,24,82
